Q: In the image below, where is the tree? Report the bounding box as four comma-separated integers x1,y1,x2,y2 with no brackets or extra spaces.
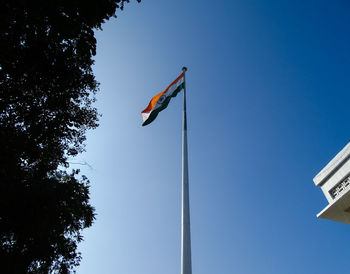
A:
0,0,140,272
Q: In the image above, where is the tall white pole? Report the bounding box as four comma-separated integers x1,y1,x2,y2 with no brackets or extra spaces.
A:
181,67,192,274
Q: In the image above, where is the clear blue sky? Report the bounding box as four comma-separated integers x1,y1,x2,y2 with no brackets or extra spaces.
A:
77,1,350,273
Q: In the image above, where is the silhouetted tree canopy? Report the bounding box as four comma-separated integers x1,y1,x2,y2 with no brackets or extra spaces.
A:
0,0,140,272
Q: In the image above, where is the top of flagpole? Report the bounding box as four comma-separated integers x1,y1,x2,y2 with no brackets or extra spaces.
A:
182,66,187,131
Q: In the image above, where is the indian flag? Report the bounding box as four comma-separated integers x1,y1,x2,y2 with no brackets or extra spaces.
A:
141,72,185,126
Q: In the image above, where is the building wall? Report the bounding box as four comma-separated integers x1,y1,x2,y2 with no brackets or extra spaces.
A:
320,158,350,203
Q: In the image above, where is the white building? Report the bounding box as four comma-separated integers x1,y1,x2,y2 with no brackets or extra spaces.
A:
314,142,350,224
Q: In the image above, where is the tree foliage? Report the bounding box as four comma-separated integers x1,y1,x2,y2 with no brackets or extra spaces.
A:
0,0,139,272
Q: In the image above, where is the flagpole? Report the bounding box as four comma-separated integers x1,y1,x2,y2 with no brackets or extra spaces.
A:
181,66,192,274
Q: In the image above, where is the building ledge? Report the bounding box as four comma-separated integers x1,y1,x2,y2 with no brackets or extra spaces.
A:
317,187,350,224
314,142,350,186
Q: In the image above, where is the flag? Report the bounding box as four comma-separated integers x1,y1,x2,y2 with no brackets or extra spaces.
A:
141,72,185,126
